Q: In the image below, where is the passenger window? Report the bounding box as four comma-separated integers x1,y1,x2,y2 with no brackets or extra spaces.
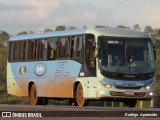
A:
74,36,83,57
38,39,47,60
48,38,57,60
70,36,74,58
19,41,26,61
56,39,62,59
12,42,18,61
24,41,29,60
60,37,69,58
9,41,28,62
28,40,35,60
9,42,17,61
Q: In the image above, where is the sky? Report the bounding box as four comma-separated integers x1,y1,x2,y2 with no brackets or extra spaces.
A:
0,0,160,35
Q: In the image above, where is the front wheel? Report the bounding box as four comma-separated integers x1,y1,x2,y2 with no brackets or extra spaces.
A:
30,84,43,105
75,83,88,107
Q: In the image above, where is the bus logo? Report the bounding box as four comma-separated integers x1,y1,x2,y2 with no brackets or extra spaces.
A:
37,65,44,72
34,63,46,76
55,61,69,76
19,66,27,75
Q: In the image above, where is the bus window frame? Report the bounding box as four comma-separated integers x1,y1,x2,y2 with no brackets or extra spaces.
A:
8,34,86,62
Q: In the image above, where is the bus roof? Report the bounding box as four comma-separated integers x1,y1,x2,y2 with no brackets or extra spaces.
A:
9,26,150,41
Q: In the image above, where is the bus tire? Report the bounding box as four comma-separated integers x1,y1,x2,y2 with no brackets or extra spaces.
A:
30,84,43,105
124,99,137,107
75,83,88,107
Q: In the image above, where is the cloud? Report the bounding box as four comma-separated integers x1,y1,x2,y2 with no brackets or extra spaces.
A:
28,0,60,19
1,0,160,35
106,0,160,29
121,3,160,29
0,0,61,34
0,0,115,34
50,1,114,28
0,3,34,11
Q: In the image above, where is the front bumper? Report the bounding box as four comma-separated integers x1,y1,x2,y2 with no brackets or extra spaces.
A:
97,86,154,99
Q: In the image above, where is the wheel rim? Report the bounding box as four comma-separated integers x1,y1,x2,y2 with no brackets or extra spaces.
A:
31,84,37,105
76,84,85,106
34,91,36,99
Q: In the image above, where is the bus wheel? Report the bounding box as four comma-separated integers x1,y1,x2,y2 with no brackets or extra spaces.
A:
75,83,88,107
42,97,49,105
69,99,77,106
30,84,43,105
124,99,137,107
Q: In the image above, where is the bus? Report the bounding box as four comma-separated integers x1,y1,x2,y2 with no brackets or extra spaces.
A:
7,26,156,107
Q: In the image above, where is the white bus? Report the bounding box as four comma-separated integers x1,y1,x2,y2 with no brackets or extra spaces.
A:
7,26,156,107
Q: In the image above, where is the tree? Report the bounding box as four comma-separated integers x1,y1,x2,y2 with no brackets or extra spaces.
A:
117,25,130,29
0,31,10,85
133,24,141,30
0,31,10,40
144,26,152,35
17,31,28,35
44,28,53,33
55,25,66,31
28,31,34,34
67,26,76,30
157,29,160,36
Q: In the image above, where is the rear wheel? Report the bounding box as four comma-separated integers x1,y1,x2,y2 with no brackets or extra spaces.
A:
75,83,88,107
30,84,43,105
124,99,137,107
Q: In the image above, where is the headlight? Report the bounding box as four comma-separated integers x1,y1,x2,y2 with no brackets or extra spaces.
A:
99,80,112,88
149,92,153,96
145,82,155,90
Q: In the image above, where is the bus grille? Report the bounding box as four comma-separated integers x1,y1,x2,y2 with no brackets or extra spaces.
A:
115,86,142,89
110,91,146,97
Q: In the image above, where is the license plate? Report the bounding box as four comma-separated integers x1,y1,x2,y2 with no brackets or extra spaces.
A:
125,91,134,95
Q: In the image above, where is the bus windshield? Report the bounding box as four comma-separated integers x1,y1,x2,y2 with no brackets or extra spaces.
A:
99,37,155,76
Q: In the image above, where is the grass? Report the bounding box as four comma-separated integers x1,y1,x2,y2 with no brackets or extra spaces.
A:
0,91,30,104
0,81,30,105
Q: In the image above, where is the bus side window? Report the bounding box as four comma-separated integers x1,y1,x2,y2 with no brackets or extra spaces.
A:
19,41,24,61
60,37,67,58
47,38,57,60
38,39,47,60
70,36,74,58
13,42,18,61
74,36,83,58
28,40,34,60
32,40,36,60
9,42,16,61
8,42,11,61
25,41,29,61
56,39,61,59
9,41,28,62
9,42,12,61
65,38,70,58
